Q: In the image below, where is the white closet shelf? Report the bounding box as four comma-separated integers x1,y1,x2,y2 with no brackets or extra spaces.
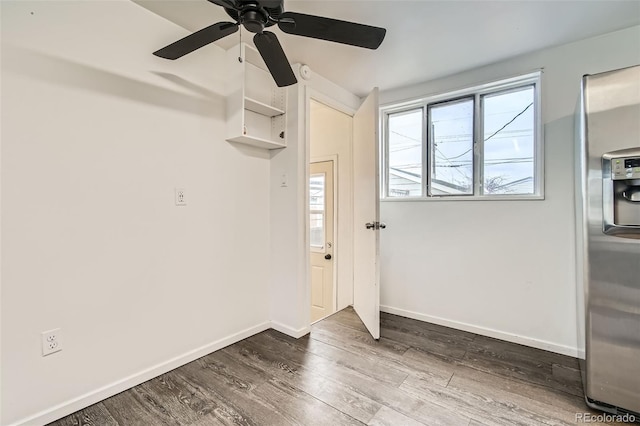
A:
244,97,285,117
227,134,286,150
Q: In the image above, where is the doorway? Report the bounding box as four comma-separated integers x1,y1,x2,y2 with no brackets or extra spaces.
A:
309,99,354,323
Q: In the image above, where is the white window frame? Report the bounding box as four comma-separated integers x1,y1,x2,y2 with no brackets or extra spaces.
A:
381,71,544,201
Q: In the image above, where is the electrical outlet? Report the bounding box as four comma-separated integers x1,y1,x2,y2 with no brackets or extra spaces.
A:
41,328,62,356
175,187,186,206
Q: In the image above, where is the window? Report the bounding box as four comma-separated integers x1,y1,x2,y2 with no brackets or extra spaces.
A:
309,173,325,250
387,108,423,197
482,86,535,195
430,98,474,195
381,72,542,199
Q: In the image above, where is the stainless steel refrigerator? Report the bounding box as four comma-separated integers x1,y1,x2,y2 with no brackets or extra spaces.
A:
575,65,640,416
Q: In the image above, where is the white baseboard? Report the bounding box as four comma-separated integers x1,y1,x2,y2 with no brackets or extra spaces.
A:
9,321,272,426
380,305,578,357
271,321,310,338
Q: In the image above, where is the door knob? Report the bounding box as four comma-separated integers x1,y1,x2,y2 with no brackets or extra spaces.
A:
365,222,386,230
325,254,332,260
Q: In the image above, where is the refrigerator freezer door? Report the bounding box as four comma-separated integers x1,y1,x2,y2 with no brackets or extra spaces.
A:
581,65,640,414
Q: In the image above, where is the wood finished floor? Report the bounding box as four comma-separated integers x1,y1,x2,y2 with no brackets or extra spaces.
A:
48,308,614,426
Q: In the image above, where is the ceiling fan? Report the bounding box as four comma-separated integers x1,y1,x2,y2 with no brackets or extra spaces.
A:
153,0,386,87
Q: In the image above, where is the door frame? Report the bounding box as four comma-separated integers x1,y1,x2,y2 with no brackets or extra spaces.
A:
309,155,339,320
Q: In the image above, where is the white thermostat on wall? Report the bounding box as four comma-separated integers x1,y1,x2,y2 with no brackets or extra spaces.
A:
300,64,312,81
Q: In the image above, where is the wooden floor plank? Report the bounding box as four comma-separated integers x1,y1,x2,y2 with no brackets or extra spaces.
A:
446,366,615,426
136,372,224,426
48,306,599,426
367,405,428,426
402,374,558,426
322,307,371,333
311,319,411,359
45,403,118,426
175,355,297,425
101,385,182,426
221,334,382,424
460,341,584,397
252,378,365,426
236,330,470,425
263,329,410,387
381,312,477,346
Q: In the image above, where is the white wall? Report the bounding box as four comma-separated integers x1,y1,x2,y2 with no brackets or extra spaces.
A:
310,100,354,311
0,1,271,425
379,26,640,356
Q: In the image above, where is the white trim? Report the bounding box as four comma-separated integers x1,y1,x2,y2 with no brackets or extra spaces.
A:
380,305,578,357
310,155,340,163
8,321,272,426
307,88,356,118
381,194,544,202
270,321,311,338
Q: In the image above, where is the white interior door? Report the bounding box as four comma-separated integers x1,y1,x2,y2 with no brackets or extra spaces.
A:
310,160,335,323
352,88,380,340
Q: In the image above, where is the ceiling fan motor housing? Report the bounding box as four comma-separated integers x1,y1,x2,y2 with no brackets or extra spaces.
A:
224,1,284,33
242,9,267,33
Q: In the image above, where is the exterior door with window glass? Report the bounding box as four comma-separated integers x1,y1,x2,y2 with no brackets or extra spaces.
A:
310,161,334,322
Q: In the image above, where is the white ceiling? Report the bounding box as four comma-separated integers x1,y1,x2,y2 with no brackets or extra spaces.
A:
134,0,640,97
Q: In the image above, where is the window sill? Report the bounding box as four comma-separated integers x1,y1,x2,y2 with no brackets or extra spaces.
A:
381,194,545,202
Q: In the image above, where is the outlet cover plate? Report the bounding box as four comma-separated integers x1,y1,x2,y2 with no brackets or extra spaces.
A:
42,328,62,356
175,187,186,206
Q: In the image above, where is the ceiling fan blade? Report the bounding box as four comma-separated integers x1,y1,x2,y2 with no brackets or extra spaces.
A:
260,0,283,7
278,12,386,50
207,0,238,9
253,31,297,87
153,22,238,60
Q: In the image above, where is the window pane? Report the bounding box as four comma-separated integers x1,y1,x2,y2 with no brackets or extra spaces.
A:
310,213,324,248
310,174,325,210
430,99,474,195
310,173,325,249
388,109,423,197
482,86,535,195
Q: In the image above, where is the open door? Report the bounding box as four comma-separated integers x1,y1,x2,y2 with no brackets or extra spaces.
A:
352,88,381,340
